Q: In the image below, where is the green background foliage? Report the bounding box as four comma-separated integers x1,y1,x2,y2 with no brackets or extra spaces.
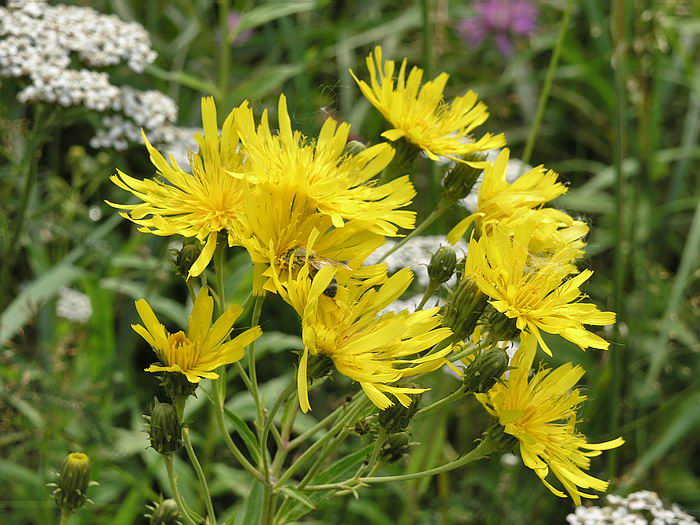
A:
1,0,699,523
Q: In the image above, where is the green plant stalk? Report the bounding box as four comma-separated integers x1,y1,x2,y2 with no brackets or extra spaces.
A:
286,405,341,452
301,436,497,491
521,0,575,165
260,378,297,478
378,198,454,263
448,340,490,363
214,242,227,315
277,396,369,485
416,282,439,310
270,396,300,476
59,511,72,525
608,0,628,478
217,0,231,100
182,426,217,525
164,455,198,525
415,386,467,420
248,294,265,432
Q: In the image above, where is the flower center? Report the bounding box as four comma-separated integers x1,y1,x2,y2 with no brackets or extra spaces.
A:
166,331,198,371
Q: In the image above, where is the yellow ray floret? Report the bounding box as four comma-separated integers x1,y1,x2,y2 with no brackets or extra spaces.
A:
285,266,453,412
476,334,624,505
466,225,615,354
350,46,505,161
132,287,262,383
231,94,416,236
447,149,589,262
108,97,246,277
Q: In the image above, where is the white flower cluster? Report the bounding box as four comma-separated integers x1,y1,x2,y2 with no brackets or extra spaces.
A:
56,287,92,324
567,491,698,525
368,235,468,289
0,0,198,161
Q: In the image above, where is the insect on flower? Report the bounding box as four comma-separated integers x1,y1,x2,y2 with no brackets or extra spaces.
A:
283,247,350,298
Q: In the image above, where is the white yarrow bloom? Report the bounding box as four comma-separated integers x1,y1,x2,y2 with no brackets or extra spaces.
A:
56,287,92,324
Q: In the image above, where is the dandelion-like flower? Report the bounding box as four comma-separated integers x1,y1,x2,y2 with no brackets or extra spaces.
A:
350,46,505,161
284,266,453,411
448,149,589,260
109,97,245,276
133,287,262,383
476,334,624,505
466,225,616,354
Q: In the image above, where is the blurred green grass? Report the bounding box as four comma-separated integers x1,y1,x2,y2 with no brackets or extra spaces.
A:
1,0,699,523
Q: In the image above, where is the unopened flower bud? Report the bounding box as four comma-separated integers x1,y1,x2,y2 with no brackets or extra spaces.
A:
51,452,92,514
161,372,198,400
441,152,485,200
480,304,519,343
147,402,181,455
380,432,411,463
462,348,509,393
172,243,201,279
145,498,182,525
483,423,518,452
443,278,488,340
342,140,367,157
428,246,457,285
353,419,371,436
378,390,422,434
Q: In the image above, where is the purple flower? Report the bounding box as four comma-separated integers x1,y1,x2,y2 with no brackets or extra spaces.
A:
228,12,253,45
457,0,538,56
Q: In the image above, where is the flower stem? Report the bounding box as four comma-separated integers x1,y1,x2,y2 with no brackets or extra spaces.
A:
415,386,467,420
260,378,297,478
378,199,453,263
521,0,575,165
214,242,227,315
164,455,198,525
415,282,439,310
59,511,72,525
182,426,217,525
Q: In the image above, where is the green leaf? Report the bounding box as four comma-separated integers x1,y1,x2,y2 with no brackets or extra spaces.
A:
279,486,316,510
0,264,85,344
223,407,262,464
100,277,187,327
146,64,220,98
238,1,321,31
233,479,264,525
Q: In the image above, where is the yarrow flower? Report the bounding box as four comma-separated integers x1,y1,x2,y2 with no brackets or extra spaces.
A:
133,287,262,383
476,334,624,505
350,46,505,162
109,97,245,277
448,149,589,261
466,224,616,355
284,266,453,412
456,0,538,57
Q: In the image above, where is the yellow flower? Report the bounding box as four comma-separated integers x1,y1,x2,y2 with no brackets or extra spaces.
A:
232,94,416,236
285,266,453,412
447,149,589,260
466,225,615,354
350,46,505,161
476,334,624,505
108,97,245,277
133,287,262,383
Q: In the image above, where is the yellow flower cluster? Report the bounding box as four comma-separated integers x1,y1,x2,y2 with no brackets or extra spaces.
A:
114,45,622,504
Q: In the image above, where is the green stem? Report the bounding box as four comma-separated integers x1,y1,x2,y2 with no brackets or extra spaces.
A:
416,282,439,311
59,511,72,525
302,437,496,491
182,427,217,525
248,295,265,421
211,387,265,481
214,242,227,315
286,406,341,451
448,340,490,363
521,0,575,165
164,455,198,525
415,387,467,420
379,199,453,263
260,378,297,478
260,484,276,525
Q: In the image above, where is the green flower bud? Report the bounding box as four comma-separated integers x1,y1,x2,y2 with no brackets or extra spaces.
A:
147,402,181,455
428,246,457,285
353,419,371,436
51,452,92,514
342,140,367,157
378,390,422,434
462,348,509,393
483,423,518,452
441,152,486,201
172,243,202,279
307,355,334,381
443,278,488,340
480,304,519,343
145,498,182,525
161,372,198,400
380,432,411,463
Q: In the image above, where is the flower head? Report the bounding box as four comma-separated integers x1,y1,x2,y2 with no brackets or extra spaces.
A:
466,224,615,354
133,287,262,383
350,46,505,162
476,334,624,505
457,0,538,56
285,266,453,411
448,149,589,262
109,97,245,276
